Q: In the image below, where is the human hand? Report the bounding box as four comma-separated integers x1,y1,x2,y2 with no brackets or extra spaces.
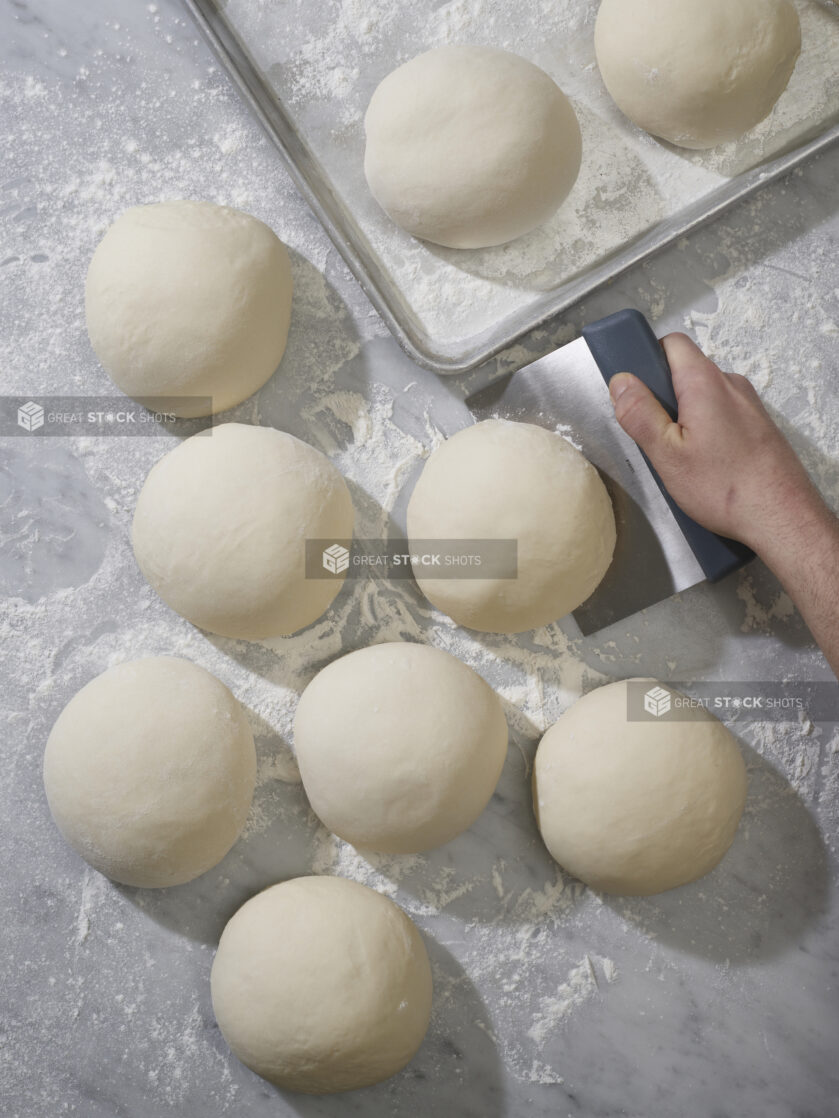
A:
608,332,826,553
609,331,839,678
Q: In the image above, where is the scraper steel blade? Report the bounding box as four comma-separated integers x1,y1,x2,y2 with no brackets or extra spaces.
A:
467,336,706,635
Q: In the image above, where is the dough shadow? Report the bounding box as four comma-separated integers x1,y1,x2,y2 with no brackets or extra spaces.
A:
567,551,813,687
420,102,666,295
122,628,579,943
199,323,470,685
390,487,739,695
149,247,363,439
118,272,835,947
246,247,363,438
200,479,426,687
600,739,830,966
114,705,322,945
198,933,506,1118
453,128,839,405
117,681,550,946
645,0,839,182
91,248,353,441
382,328,737,682
307,694,587,932
447,367,839,681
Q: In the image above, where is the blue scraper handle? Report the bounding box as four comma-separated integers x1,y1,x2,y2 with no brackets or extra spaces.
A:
581,309,754,582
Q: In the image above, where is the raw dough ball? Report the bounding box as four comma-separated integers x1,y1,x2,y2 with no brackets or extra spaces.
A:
43,657,256,888
594,0,801,149
211,876,432,1093
293,642,508,852
533,679,748,895
85,200,293,417
364,45,582,248
132,423,354,640
406,419,616,633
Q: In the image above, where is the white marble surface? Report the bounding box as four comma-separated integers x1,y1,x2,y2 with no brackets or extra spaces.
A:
1,2,838,1116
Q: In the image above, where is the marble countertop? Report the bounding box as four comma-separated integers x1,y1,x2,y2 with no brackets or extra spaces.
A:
2,2,838,1116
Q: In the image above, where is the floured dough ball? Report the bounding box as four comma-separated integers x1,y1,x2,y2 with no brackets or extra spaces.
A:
406,419,616,633
211,876,432,1093
132,423,354,640
85,200,293,417
594,0,801,149
43,657,256,888
364,45,582,248
533,679,748,895
293,642,508,852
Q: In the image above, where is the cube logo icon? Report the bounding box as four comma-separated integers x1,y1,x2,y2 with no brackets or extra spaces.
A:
644,685,671,718
322,543,350,574
18,401,44,432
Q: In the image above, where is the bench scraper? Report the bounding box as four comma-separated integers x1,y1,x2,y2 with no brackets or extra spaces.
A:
466,309,754,636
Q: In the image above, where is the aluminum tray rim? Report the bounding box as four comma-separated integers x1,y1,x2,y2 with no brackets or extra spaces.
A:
183,0,839,376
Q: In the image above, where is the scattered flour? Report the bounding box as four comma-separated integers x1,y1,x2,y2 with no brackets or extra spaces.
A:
224,0,839,354
1,0,838,1110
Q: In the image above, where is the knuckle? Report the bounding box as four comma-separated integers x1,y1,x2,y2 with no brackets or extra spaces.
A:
615,391,648,429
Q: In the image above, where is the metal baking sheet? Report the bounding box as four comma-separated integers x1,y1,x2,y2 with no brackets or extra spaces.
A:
183,0,839,374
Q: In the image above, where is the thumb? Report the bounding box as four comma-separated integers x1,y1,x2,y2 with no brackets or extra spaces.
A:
609,373,675,459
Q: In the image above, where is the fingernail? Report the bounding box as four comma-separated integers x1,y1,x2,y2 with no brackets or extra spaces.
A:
609,374,631,402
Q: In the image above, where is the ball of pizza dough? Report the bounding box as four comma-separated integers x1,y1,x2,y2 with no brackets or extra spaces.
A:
406,419,616,633
364,45,582,248
594,0,801,149
211,876,433,1093
293,642,508,852
533,678,748,895
132,423,354,640
85,200,293,417
43,657,256,888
